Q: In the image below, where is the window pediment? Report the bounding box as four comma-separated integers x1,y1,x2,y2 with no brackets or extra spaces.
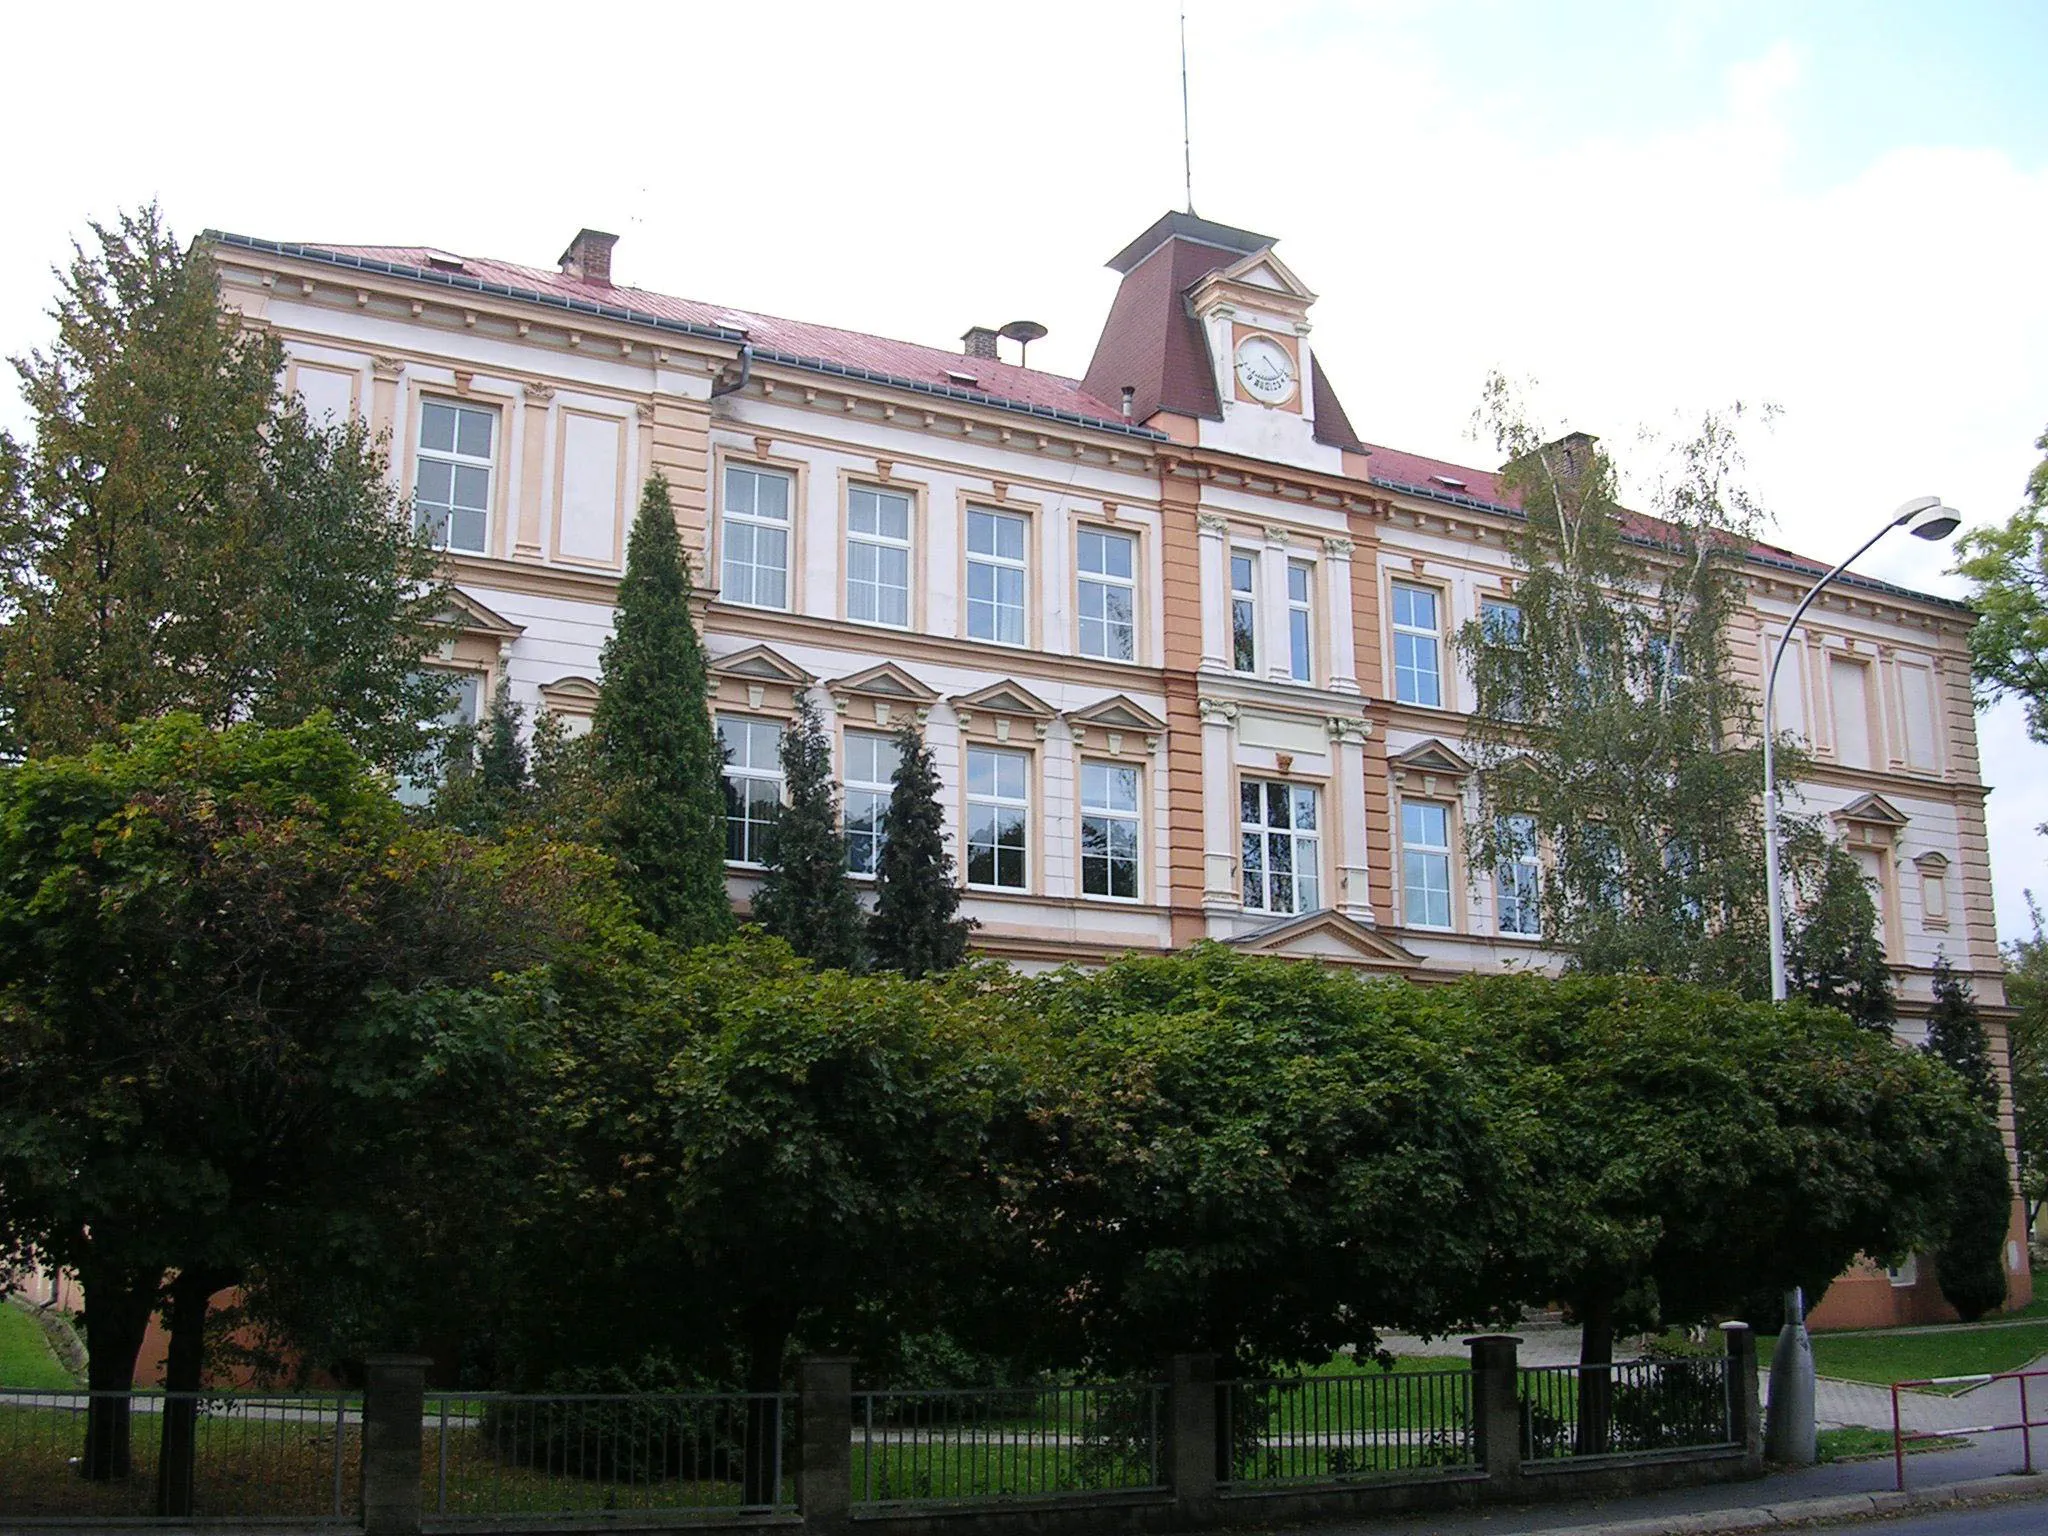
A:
1067,694,1166,754
1391,738,1474,778
1230,910,1423,971
710,644,813,716
432,588,524,642
826,661,938,728
951,680,1056,742
1836,793,1910,829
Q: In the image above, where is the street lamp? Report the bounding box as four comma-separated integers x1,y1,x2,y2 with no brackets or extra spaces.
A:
1762,496,1963,1002
1759,495,1960,1469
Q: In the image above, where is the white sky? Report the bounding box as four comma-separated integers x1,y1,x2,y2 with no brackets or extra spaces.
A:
5,1,2046,939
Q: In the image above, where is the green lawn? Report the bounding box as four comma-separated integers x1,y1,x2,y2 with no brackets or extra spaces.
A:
0,1301,77,1389
1815,1426,1968,1463
1803,1322,2048,1391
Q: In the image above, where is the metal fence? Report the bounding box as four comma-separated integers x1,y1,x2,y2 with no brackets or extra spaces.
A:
421,1391,796,1518
0,1388,357,1521
1518,1358,1736,1462
1219,1369,1477,1485
853,1384,1165,1507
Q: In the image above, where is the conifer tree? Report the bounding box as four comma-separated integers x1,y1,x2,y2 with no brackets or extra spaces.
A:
869,725,972,978
590,475,731,946
430,678,530,837
751,694,865,970
1786,841,1898,1032
1922,954,2015,1319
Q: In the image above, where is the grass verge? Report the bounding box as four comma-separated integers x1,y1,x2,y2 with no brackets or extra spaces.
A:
1816,1426,1968,1463
1805,1323,2048,1392
0,1300,77,1390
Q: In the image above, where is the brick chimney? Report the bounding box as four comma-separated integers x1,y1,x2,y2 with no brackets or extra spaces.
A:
558,228,619,286
961,326,1001,361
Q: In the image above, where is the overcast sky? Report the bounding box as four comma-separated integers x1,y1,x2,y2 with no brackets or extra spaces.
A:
6,0,2046,939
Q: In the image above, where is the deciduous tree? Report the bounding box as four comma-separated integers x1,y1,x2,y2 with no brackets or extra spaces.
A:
1954,423,2048,743
0,207,446,767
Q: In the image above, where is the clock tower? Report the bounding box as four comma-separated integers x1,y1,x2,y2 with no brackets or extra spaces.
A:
1080,211,1364,475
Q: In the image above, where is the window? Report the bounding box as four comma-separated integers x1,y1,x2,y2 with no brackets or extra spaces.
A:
1401,800,1454,929
717,714,783,865
1080,762,1141,900
1078,528,1137,661
1287,560,1314,682
1241,780,1321,915
967,509,1028,645
1495,813,1540,936
1479,596,1525,719
1391,582,1443,706
847,485,912,627
722,464,792,610
395,670,482,806
966,747,1030,890
1230,552,1258,673
843,729,901,877
414,400,495,553
1852,845,1891,948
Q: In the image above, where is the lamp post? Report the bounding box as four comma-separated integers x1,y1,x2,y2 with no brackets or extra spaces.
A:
1763,496,1963,1002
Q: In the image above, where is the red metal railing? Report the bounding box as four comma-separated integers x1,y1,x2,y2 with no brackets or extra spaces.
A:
1889,1368,2048,1490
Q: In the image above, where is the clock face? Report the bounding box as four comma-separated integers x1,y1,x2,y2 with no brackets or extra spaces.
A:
1234,335,1298,406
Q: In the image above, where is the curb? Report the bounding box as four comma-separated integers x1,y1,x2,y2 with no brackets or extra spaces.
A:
1504,1471,2048,1535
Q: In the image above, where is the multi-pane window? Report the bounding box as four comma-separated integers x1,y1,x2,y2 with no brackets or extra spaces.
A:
1392,582,1443,706
1401,799,1454,929
1479,597,1525,719
967,509,1028,645
1080,762,1141,900
965,747,1030,890
722,464,792,610
1495,812,1541,937
842,729,901,877
1240,780,1321,915
396,669,482,806
414,401,495,553
1078,528,1137,661
1287,560,1314,682
1230,552,1258,673
717,714,783,865
847,486,912,627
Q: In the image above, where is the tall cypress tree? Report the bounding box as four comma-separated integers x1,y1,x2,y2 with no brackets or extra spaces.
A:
430,677,529,836
868,724,972,978
752,694,865,969
590,475,731,946
1923,954,2013,1319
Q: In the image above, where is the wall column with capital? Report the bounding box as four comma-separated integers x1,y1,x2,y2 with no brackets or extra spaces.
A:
513,380,553,559
1263,525,1293,684
1199,698,1240,910
1329,716,1375,923
1323,537,1360,694
1197,514,1229,672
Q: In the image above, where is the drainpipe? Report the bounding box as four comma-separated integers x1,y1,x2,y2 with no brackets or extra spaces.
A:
710,341,753,399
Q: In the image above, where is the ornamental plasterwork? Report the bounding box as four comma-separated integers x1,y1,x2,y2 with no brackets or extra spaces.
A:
1323,537,1355,558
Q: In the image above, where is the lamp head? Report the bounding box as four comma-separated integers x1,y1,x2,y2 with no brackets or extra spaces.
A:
1908,503,1963,541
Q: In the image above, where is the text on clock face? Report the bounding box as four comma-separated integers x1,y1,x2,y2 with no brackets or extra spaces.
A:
1235,337,1297,402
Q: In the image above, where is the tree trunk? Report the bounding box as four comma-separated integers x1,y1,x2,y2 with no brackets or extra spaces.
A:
77,1263,158,1483
155,1268,231,1517
740,1313,792,1507
1576,1291,1615,1457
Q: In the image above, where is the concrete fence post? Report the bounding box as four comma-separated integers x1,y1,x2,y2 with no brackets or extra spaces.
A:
1168,1352,1218,1524
799,1356,855,1536
1466,1335,1522,1490
361,1354,431,1536
1721,1322,1763,1471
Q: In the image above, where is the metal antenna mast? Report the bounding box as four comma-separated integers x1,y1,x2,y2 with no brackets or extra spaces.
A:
1180,6,1195,213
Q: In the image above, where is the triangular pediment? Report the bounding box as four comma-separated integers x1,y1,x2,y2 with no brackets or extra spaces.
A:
1231,910,1423,970
710,644,813,686
1392,738,1475,777
1216,246,1317,303
1836,793,1909,828
433,588,523,639
1067,694,1168,734
826,661,939,705
951,679,1056,721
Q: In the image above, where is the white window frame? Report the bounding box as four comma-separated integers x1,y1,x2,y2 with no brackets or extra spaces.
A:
1240,779,1321,915
847,484,913,629
721,463,794,611
396,668,483,807
842,729,900,878
965,745,1031,891
1287,559,1315,683
413,399,496,554
1392,581,1444,707
1230,550,1259,674
1077,527,1138,662
1478,595,1526,718
966,508,1030,646
1079,760,1142,902
1401,798,1455,930
717,714,784,867
1495,812,1541,937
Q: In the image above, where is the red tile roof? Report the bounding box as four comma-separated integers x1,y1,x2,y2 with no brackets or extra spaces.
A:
297,242,1140,430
